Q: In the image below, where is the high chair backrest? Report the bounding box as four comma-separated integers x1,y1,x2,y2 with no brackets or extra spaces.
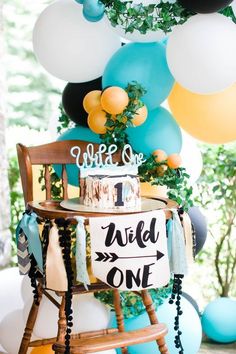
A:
16,140,122,206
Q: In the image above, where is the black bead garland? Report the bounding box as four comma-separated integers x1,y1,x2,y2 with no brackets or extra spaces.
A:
28,254,41,305
27,215,45,305
41,220,51,287
56,218,74,354
169,274,184,354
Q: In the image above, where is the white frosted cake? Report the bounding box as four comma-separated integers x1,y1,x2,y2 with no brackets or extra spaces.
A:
71,143,145,210
83,174,141,209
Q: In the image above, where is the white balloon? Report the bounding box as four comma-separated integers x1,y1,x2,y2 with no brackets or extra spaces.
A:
33,0,121,82
0,268,25,324
24,293,110,339
180,131,203,185
0,310,39,354
108,23,166,43
21,275,34,304
157,297,202,353
167,13,236,94
232,1,236,16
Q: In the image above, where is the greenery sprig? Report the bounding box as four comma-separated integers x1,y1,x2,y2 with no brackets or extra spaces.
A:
101,81,147,149
101,0,236,35
101,0,192,34
57,104,75,134
139,154,193,210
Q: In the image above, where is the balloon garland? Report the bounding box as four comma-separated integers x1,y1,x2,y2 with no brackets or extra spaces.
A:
62,77,102,127
78,82,191,210
178,0,233,14
84,82,148,148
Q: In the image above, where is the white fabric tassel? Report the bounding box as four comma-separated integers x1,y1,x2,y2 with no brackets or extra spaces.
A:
169,210,188,275
46,223,68,291
75,216,90,289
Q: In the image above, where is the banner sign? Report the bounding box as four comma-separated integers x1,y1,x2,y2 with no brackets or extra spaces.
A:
90,210,170,291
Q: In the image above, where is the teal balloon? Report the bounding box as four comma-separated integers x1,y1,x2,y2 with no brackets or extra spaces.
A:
75,0,84,4
127,107,182,156
54,126,100,186
110,297,202,354
83,0,105,22
202,298,236,343
161,37,168,46
83,11,104,22
102,42,174,110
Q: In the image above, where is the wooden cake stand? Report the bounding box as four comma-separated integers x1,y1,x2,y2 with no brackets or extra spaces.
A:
27,196,177,221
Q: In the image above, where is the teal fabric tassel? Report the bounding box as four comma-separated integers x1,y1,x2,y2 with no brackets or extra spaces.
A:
167,219,173,259
168,210,188,275
75,216,90,289
16,212,43,272
17,232,31,275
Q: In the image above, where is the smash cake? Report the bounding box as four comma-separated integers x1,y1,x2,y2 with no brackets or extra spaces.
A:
71,143,145,210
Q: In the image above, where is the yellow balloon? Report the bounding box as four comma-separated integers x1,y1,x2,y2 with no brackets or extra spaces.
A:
140,182,168,198
88,106,107,134
83,90,102,114
168,83,236,144
31,345,54,353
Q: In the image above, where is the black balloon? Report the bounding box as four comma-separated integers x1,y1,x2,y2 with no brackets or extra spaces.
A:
62,77,102,127
178,0,233,14
182,292,201,317
188,206,208,255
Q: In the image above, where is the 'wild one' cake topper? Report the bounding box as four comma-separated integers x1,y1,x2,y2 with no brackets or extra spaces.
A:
70,143,145,177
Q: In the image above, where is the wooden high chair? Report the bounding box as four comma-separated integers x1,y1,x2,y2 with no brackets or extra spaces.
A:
17,140,172,354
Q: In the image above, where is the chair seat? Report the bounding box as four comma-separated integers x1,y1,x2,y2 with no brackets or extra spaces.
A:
52,324,168,353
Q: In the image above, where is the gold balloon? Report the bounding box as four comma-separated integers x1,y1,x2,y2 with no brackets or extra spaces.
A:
88,106,107,134
31,345,54,353
168,83,236,144
140,182,168,198
83,90,102,114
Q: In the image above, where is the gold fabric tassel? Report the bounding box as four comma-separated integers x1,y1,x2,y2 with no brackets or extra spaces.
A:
45,222,68,291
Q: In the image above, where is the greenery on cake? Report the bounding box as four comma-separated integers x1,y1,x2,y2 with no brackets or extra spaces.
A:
139,154,193,210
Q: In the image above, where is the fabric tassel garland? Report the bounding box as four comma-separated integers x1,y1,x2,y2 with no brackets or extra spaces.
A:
168,210,188,276
17,232,31,275
45,222,68,291
182,212,195,265
16,212,43,272
75,216,90,289
168,209,188,354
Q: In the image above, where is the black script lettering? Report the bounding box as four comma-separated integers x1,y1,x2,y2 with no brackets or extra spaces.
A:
126,269,141,289
107,263,155,289
143,218,159,243
103,223,128,247
106,267,124,288
135,221,146,248
142,263,155,288
103,218,160,248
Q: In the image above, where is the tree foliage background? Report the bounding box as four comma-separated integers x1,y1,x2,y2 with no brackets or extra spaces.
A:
3,0,63,130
